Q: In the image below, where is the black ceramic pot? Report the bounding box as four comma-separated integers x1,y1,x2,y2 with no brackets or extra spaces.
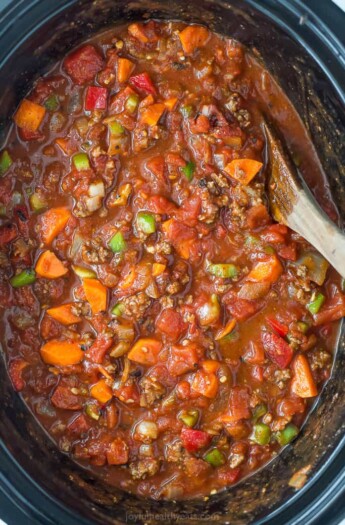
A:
0,1,344,524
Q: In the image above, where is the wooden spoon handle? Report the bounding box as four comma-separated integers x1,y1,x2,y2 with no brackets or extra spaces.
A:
288,189,345,279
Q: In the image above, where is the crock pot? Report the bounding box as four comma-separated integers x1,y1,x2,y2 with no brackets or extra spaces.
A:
0,1,344,524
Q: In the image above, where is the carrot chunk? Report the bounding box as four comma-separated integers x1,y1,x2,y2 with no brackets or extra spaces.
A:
39,207,72,245
35,250,68,279
152,263,166,277
291,354,318,398
221,387,251,422
90,379,113,404
117,58,135,83
83,278,107,314
179,25,210,54
128,23,150,43
224,158,263,185
127,338,162,366
140,104,166,126
164,97,178,111
215,318,236,340
40,340,84,366
14,99,46,132
247,255,283,284
46,303,81,325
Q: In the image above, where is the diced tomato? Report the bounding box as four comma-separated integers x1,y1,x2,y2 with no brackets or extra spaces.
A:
314,291,345,326
177,195,202,225
222,387,251,422
168,343,200,376
261,331,293,369
166,152,186,167
106,438,129,465
243,341,265,365
40,314,62,340
0,224,17,244
67,413,90,435
246,204,270,229
176,380,191,399
191,370,218,398
129,72,156,96
85,86,108,111
189,114,210,134
217,466,241,486
162,219,198,259
64,45,104,85
181,427,211,453
261,224,288,243
85,334,113,364
225,297,260,321
51,385,82,410
266,317,289,337
144,195,177,215
113,384,140,405
145,155,165,179
19,128,44,141
278,243,297,261
251,365,264,382
8,359,28,391
276,397,305,418
156,308,187,341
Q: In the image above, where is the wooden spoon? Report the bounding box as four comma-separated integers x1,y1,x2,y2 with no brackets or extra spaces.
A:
263,119,345,279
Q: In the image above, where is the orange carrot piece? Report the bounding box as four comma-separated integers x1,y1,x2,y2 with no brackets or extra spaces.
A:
179,25,210,54
128,22,149,43
55,137,77,155
40,340,84,366
152,263,166,277
14,99,46,132
247,255,283,284
128,338,162,366
224,158,263,185
164,97,178,111
83,278,107,314
291,355,318,398
201,360,221,373
119,267,136,291
140,104,166,126
90,379,113,404
117,58,135,83
191,370,218,398
47,303,81,325
215,318,236,340
40,207,72,245
35,250,68,279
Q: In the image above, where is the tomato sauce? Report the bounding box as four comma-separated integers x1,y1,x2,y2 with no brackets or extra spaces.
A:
0,21,343,500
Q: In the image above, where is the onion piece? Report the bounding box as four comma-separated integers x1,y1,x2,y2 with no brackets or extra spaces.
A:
89,181,105,198
85,196,102,212
69,231,85,258
135,420,158,442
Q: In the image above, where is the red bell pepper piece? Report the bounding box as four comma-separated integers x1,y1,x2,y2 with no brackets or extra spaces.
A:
261,330,293,369
181,427,212,453
266,317,289,337
85,86,108,110
129,72,156,96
